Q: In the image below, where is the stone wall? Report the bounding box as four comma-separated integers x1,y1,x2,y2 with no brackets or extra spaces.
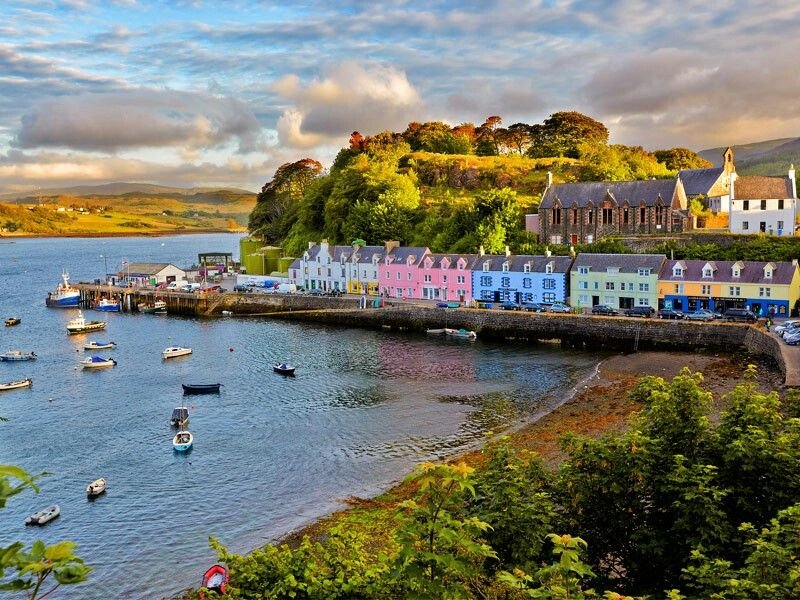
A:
213,293,362,314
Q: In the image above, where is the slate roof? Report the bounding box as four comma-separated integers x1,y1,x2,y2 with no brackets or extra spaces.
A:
289,258,301,270
124,262,180,275
352,245,385,263
571,253,665,274
475,254,574,273
661,259,796,285
733,175,795,200
679,167,724,196
387,246,430,264
540,179,679,209
429,253,480,269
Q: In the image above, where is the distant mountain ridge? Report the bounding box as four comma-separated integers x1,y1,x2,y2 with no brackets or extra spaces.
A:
699,138,800,176
0,182,255,200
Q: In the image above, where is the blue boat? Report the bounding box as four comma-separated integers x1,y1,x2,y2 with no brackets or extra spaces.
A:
94,298,121,312
45,272,81,308
172,430,193,452
0,351,36,361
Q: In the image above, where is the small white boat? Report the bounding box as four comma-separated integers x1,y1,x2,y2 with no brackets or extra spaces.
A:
81,356,116,369
0,378,32,391
86,478,106,497
94,298,121,312
25,505,60,526
173,430,193,451
0,350,36,361
162,346,192,359
426,328,446,335
445,327,478,340
66,310,106,335
84,341,116,351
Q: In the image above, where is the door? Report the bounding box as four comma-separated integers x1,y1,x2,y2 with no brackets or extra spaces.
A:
592,295,600,306
571,234,578,245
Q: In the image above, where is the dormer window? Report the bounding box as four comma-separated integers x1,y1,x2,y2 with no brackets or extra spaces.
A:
545,262,553,274
673,266,684,277
457,260,465,270
732,268,741,278
764,263,775,279
502,262,510,272
424,258,433,269
523,264,531,273
702,268,713,278
483,261,490,272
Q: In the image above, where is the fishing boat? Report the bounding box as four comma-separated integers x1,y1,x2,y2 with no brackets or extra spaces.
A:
0,350,36,361
162,346,192,359
86,478,106,498
170,406,189,428
24,505,60,526
173,430,193,451
84,340,116,351
45,271,81,308
200,564,229,596
138,300,167,314
66,310,106,334
182,383,222,395
81,356,116,369
0,378,32,391
273,362,296,376
445,327,478,340
94,297,121,312
4,317,20,327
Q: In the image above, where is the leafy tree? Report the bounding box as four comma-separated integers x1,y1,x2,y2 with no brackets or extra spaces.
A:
578,143,671,181
476,116,503,156
528,112,609,159
654,148,712,171
503,123,534,155
402,121,469,154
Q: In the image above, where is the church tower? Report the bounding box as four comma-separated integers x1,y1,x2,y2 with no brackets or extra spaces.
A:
723,147,735,175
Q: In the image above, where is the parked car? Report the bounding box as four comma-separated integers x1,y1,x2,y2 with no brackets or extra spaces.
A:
326,289,344,297
522,302,546,313
624,306,655,318
684,309,714,322
307,289,326,296
784,331,800,345
233,284,251,292
501,300,522,311
591,305,618,316
658,308,684,320
549,302,572,313
775,320,800,336
723,308,757,323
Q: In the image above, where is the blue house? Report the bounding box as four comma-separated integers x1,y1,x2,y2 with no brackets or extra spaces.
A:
471,252,574,304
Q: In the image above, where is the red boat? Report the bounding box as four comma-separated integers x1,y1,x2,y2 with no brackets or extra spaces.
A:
200,564,228,596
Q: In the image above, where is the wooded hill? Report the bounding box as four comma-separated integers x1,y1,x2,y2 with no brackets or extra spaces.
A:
700,137,800,176
248,113,713,256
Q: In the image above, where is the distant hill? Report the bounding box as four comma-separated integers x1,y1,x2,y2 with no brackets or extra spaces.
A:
699,138,800,176
0,182,255,201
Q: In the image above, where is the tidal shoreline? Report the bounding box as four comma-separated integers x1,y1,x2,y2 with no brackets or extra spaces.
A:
0,228,243,239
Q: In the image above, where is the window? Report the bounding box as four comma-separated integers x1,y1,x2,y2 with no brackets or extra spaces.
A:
545,263,553,274
542,293,556,303
702,268,713,278
483,261,490,272
673,266,684,277
743,200,749,211
423,274,432,283
543,278,556,289
407,288,414,297
655,206,664,225
675,284,684,294
759,287,771,297
778,221,784,231
588,210,594,225
457,275,465,284
523,264,531,273
742,221,749,231
579,294,589,304
480,276,492,287
481,290,493,300
396,272,401,280
701,285,711,295
605,282,615,290
550,235,562,244
638,268,651,276
640,206,646,222
604,296,615,305
578,266,590,275
579,281,588,289
623,207,629,224
779,199,785,210
728,286,741,296
602,208,613,225
522,292,534,302
639,283,649,292
408,272,412,280
638,298,650,306
552,208,561,225
501,277,510,287
523,278,532,289
593,281,599,290
761,200,767,210
765,268,773,279
620,282,626,291
733,268,741,278
327,268,331,277
502,263,509,272
607,267,620,276
572,208,578,224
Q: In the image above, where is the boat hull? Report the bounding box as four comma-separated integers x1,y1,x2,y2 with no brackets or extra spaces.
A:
46,294,80,308
94,304,120,312
84,342,116,350
25,505,60,526
67,323,106,335
0,354,36,361
173,431,193,451
182,384,221,394
273,365,296,376
86,478,106,497
5,318,20,327
163,348,192,359
0,378,32,391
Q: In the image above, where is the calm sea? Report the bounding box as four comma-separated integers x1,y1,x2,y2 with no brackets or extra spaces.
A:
0,234,601,598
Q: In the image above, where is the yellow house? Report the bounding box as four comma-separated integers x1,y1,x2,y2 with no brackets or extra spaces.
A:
658,259,800,317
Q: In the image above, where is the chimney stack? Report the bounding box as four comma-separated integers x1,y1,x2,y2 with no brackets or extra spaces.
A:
505,245,511,257
546,171,553,187
308,241,316,250
568,245,576,258
789,164,796,198
384,240,400,254
479,245,485,256
544,246,551,258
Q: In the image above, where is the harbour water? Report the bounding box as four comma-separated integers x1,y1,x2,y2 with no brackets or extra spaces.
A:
0,234,602,598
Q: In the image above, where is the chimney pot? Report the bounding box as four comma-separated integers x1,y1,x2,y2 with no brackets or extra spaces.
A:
505,245,511,257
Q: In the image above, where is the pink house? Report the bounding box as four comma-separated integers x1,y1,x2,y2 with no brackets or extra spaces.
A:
380,246,430,299
420,253,477,302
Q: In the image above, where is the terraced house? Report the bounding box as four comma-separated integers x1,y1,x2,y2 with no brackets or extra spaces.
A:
471,250,573,304
379,246,431,299
538,174,691,245
292,241,395,293
570,253,665,310
658,259,800,317
418,253,478,303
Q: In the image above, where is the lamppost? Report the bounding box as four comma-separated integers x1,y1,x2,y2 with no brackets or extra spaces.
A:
100,254,108,283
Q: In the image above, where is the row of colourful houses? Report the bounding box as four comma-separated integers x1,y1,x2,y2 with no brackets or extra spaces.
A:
288,241,800,317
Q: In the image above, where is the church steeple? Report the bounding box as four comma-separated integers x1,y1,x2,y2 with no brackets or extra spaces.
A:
723,146,735,175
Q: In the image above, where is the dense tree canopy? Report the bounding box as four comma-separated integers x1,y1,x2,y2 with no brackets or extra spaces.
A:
528,111,609,159
654,147,713,171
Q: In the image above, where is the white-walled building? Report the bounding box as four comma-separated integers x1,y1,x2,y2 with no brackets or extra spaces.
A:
729,167,797,236
291,240,395,293
117,263,187,286
679,147,735,214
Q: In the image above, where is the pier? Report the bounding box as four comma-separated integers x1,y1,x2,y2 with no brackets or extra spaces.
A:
75,283,218,316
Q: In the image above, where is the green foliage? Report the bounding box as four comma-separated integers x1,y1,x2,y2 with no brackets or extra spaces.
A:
527,112,609,159
654,148,713,171
0,465,90,599
651,235,800,263
577,143,673,181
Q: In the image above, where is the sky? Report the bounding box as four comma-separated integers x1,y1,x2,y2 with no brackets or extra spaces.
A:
1,0,800,193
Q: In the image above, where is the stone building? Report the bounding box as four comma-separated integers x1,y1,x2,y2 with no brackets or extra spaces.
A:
538,174,690,245
679,146,735,213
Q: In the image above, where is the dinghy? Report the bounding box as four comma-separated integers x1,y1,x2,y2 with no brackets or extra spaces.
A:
162,346,192,359
0,378,32,391
425,328,446,335
273,363,296,376
170,407,189,428
182,383,222,395
4,317,20,327
25,505,60,526
200,564,229,596
81,356,117,369
84,340,116,351
86,478,106,498
173,430,193,452
0,350,36,361
445,328,478,340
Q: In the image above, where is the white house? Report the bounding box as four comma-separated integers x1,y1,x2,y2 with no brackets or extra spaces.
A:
118,263,187,286
729,166,797,236
679,146,735,214
292,240,396,292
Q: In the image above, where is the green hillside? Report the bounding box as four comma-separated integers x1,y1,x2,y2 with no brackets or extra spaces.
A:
699,138,800,175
